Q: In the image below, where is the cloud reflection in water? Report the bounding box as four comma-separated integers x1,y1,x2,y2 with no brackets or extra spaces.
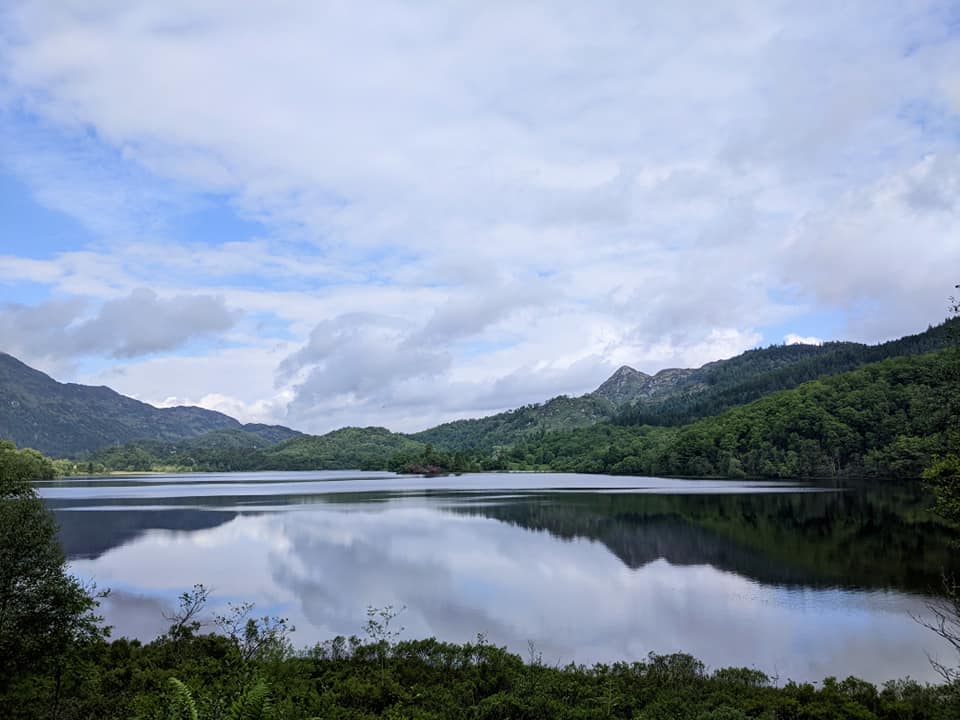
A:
69,503,949,684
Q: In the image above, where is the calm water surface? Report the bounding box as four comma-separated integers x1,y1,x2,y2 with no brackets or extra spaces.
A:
38,471,960,684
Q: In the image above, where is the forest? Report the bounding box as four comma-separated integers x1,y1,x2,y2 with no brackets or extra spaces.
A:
504,349,960,479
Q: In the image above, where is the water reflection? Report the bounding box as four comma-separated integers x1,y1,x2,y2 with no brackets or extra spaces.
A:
41,472,960,684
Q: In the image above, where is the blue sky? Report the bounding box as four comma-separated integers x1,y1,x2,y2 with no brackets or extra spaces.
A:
1,1,959,433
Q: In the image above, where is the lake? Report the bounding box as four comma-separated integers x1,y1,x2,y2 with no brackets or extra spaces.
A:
38,471,960,684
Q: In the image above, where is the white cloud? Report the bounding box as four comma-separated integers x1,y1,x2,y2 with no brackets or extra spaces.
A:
778,152,960,342
784,334,823,346
0,1,958,431
0,288,236,363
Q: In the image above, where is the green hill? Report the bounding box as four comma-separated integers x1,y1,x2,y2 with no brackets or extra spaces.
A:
253,426,424,470
87,428,300,472
409,394,615,452
408,318,958,455
615,317,960,426
0,352,300,457
506,348,960,480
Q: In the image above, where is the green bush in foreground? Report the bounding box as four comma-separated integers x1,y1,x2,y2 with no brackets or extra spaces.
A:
13,632,953,720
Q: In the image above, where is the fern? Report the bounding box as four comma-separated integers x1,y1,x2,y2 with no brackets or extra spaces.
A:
226,679,273,720
166,678,199,720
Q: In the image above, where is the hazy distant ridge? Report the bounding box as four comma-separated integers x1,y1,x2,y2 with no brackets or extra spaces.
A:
0,353,300,457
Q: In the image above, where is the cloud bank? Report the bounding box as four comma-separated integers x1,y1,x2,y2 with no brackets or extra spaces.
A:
0,1,957,431
0,289,235,363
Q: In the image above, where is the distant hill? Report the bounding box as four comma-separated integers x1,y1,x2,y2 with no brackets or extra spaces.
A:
86,425,421,473
409,394,616,452
0,353,300,457
615,317,960,426
411,318,959,453
506,348,960,480
253,426,423,470
595,345,845,409
86,427,300,472
592,366,653,405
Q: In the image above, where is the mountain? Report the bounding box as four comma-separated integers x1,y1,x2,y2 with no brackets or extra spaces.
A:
252,426,423,471
615,317,960,427
0,352,300,457
404,318,960,454
507,347,960,479
592,365,702,406
409,394,616,452
591,366,652,405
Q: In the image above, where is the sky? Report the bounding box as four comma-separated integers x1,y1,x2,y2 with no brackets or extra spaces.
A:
0,1,959,434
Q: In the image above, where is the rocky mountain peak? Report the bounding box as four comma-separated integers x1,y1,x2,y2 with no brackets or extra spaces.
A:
592,365,652,406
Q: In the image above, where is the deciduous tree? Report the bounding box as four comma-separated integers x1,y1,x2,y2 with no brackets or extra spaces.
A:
0,441,105,714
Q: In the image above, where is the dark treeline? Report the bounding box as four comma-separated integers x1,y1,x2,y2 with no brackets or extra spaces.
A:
385,443,505,474
86,426,425,474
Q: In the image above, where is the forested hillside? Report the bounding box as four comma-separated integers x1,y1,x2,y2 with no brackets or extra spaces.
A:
0,353,300,456
3,318,956,464
506,349,959,479
249,426,423,470
616,317,960,427
87,426,422,473
409,394,615,452
87,428,297,472
81,347,960,480
411,318,959,453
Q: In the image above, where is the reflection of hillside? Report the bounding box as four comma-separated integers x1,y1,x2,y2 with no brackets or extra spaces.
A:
54,508,239,559
453,488,960,593
46,481,960,594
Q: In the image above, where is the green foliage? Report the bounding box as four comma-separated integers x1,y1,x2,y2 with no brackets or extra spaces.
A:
214,602,294,665
0,440,107,717
88,429,291,472
166,678,199,720
410,394,616,452
921,291,960,530
158,677,275,720
226,679,273,720
507,350,959,480
0,439,56,488
255,427,424,471
386,443,496,474
925,455,960,525
91,426,422,473
89,639,956,720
